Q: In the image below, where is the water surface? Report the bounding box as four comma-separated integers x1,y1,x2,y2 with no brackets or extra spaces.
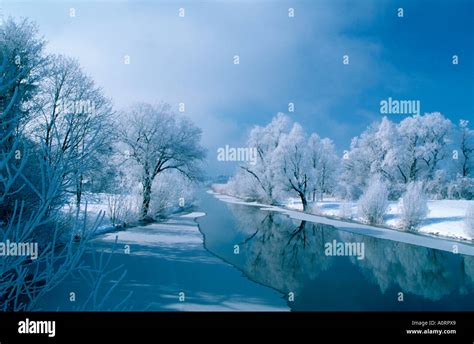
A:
37,189,474,311
198,191,474,311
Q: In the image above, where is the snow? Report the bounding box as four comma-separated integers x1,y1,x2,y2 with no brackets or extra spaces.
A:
100,223,203,246
207,190,269,207
99,212,208,247
285,197,473,242
180,212,206,218
63,192,204,237
417,201,470,239
213,192,474,256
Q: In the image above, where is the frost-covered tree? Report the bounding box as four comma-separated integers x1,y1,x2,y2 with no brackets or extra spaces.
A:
30,55,113,207
221,169,262,201
148,171,197,217
399,181,429,230
119,103,205,220
458,119,473,178
0,18,47,130
396,113,452,183
0,18,47,220
0,19,100,311
339,117,399,200
446,120,474,200
342,113,454,199
232,114,338,206
447,176,474,200
357,176,389,225
274,123,312,211
308,134,339,201
241,113,291,203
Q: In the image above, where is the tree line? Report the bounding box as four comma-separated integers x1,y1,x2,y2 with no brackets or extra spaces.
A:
223,111,473,228
0,18,205,310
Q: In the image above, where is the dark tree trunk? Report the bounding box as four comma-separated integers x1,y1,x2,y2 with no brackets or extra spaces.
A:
141,178,152,220
300,192,308,212
76,173,83,207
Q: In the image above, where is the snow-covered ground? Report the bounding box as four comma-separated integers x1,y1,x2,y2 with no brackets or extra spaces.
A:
61,192,195,236
60,193,132,236
285,198,473,241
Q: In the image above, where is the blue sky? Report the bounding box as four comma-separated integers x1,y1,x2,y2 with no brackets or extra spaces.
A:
2,0,473,175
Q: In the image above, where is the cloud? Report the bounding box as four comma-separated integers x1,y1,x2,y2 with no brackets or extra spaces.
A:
2,0,422,174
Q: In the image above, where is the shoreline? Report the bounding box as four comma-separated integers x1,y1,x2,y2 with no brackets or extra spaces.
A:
210,190,474,257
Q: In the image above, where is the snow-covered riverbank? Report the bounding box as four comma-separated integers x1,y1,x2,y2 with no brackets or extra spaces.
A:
61,192,200,237
284,198,473,241
210,191,474,256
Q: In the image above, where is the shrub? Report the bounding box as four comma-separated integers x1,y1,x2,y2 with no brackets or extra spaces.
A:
399,182,429,231
338,201,353,219
357,177,389,225
107,194,139,226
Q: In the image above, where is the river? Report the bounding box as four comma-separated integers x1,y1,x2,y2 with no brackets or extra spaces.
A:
37,189,474,311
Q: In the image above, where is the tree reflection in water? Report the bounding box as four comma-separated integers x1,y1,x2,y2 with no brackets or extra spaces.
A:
238,213,332,293
226,202,474,305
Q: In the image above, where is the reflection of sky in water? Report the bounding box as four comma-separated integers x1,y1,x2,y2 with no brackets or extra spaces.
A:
198,191,474,311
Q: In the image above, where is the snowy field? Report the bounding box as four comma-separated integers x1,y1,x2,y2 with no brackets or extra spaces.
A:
285,198,474,241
